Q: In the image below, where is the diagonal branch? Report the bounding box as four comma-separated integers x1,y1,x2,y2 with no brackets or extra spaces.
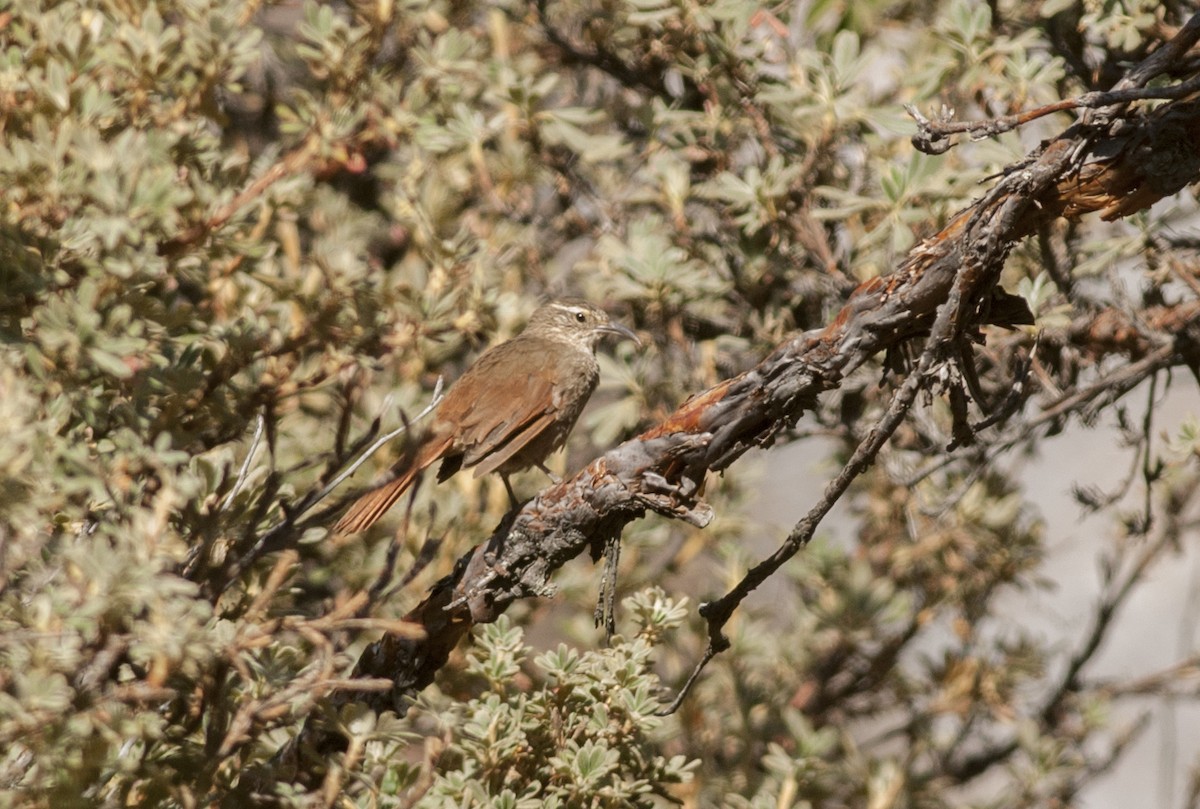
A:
299,13,1200,747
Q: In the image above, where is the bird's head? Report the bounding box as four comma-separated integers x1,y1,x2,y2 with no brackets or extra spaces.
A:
526,299,640,351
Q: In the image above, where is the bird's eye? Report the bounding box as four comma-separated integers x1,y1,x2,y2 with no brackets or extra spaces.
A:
575,312,586,323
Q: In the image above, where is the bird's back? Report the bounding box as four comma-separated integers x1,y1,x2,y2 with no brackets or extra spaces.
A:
435,334,599,477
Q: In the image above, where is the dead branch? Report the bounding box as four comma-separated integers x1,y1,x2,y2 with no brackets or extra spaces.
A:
296,12,1200,756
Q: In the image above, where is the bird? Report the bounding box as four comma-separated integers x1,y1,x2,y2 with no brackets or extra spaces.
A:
334,299,640,534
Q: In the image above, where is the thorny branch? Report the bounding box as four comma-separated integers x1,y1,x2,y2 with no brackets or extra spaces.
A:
297,12,1200,757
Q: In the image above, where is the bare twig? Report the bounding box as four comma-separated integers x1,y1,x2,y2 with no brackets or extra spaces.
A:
908,73,1200,154
659,338,935,714
910,13,1200,155
900,305,1197,490
221,413,266,512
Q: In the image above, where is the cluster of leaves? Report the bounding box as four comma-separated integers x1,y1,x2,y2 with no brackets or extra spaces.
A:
0,0,1196,806
377,455,1172,808
384,592,697,808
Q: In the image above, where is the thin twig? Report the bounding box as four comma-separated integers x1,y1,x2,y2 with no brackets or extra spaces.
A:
908,73,1200,154
221,413,265,511
901,340,1178,488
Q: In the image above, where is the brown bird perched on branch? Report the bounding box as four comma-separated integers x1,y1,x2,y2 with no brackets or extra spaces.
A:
334,300,640,534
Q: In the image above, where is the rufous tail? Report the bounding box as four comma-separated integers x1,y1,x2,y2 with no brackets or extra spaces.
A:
334,435,453,534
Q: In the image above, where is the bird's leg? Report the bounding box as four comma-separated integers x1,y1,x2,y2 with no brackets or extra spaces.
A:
501,474,519,508
534,461,562,484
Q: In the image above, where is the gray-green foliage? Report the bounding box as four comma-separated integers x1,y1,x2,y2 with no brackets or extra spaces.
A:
396,593,696,808
0,0,1195,806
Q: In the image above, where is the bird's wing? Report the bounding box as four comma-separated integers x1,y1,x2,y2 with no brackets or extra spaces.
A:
441,338,565,471
469,411,558,478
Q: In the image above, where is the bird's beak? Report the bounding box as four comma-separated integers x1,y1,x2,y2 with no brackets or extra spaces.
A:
596,321,641,348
